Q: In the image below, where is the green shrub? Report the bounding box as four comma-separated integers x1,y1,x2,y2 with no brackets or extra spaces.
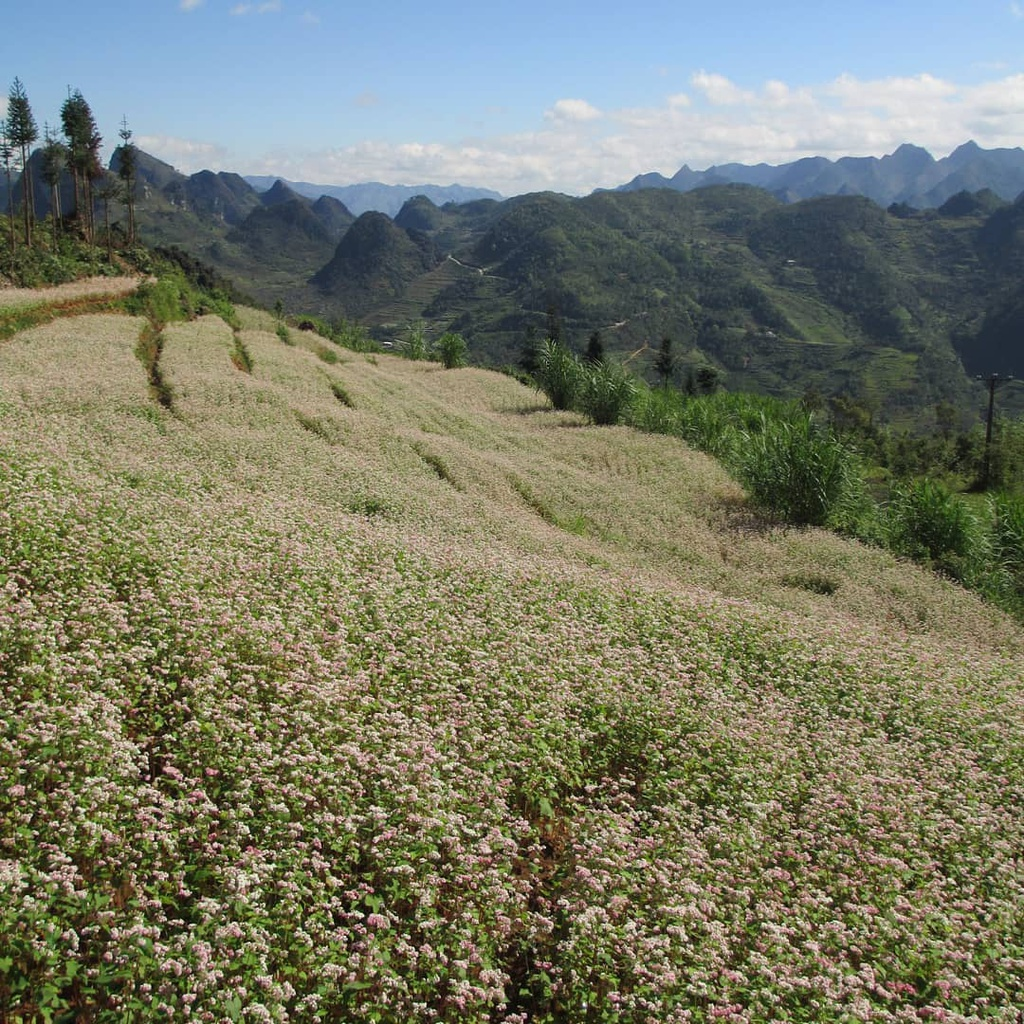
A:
2,235,110,286
885,478,988,584
435,331,468,369
196,291,241,330
534,339,583,411
401,323,429,361
577,360,638,425
276,323,294,346
125,277,188,325
737,413,865,528
331,319,378,352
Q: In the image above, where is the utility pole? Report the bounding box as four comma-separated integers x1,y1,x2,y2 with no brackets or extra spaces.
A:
976,373,1014,490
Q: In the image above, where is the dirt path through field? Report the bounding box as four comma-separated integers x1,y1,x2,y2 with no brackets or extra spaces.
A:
0,275,143,309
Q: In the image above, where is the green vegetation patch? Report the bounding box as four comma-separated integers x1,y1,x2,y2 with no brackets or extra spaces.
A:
0,294,125,342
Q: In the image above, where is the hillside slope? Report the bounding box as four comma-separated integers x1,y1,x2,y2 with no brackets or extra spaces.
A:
1,308,1022,1020
118,165,1024,427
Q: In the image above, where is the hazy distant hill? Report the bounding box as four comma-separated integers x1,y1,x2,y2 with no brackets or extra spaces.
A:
614,142,1024,208
243,175,503,216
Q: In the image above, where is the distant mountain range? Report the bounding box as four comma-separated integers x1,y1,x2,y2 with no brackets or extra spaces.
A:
0,148,501,223
611,142,1024,209
243,176,503,217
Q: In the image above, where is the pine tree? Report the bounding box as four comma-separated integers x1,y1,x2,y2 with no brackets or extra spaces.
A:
117,117,137,245
97,177,120,262
61,89,102,242
695,365,721,395
6,78,39,245
60,92,84,230
0,128,16,258
520,324,540,374
585,330,605,365
39,126,67,251
655,335,676,386
545,302,563,345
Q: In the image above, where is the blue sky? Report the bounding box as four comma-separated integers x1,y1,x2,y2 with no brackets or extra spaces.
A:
3,0,1024,196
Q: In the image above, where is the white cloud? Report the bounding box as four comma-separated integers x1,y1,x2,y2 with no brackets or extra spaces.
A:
179,0,203,9
230,1,281,14
691,71,754,106
139,69,1024,197
300,9,319,23
827,72,957,112
1011,2,1024,18
545,99,602,123
136,135,230,173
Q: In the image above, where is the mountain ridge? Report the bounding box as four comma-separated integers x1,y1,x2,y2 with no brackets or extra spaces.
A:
612,141,1024,208
242,175,504,217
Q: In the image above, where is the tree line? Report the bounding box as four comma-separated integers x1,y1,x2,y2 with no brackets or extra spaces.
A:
1,78,137,254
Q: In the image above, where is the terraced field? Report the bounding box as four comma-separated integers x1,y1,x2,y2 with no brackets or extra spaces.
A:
1,304,1022,1021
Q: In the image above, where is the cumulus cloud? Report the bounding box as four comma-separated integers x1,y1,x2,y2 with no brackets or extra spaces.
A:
545,99,602,123
691,71,754,106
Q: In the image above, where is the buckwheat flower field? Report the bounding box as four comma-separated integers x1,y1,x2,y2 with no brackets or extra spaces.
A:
1,307,1022,1021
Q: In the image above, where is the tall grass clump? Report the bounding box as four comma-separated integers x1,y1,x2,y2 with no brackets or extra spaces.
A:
987,492,1024,612
576,359,639,425
736,412,867,528
534,339,583,411
315,343,339,365
626,383,684,436
675,395,744,462
329,379,355,408
885,478,989,585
